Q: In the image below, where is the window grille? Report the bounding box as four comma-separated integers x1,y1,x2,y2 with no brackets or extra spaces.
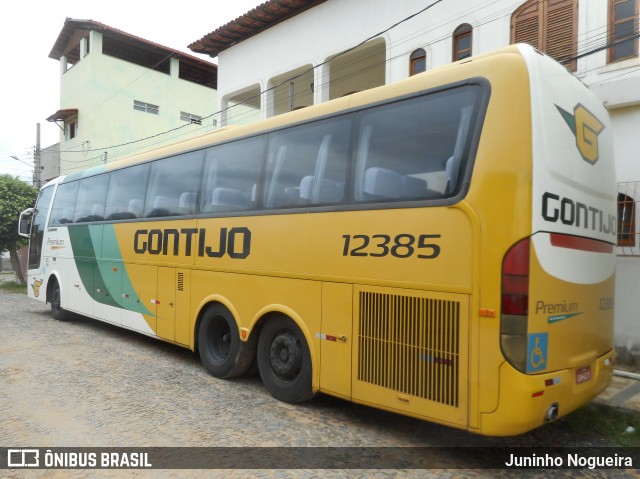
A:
134,100,159,115
180,111,202,125
618,181,640,256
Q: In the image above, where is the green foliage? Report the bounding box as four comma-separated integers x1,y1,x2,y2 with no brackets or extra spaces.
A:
562,403,640,446
0,280,27,294
0,174,37,254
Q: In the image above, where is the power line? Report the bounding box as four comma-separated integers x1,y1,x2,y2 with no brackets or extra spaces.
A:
58,0,447,159
56,0,640,168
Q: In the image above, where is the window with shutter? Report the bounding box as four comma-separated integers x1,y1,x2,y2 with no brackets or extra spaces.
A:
511,0,577,71
618,192,636,247
410,48,426,76
608,0,639,63
512,1,541,49
453,24,473,61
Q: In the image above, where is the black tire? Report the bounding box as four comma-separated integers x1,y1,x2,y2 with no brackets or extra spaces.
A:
50,280,69,321
257,315,315,403
198,304,255,379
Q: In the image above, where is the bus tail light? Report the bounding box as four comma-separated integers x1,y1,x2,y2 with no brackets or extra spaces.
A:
500,238,530,373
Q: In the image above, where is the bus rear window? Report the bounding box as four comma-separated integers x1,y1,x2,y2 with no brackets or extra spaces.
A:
353,85,482,203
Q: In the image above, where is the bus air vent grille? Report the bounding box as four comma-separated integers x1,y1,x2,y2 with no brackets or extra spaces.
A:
177,272,184,291
358,291,460,407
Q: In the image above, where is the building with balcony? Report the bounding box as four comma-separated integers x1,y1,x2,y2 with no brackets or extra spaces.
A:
190,0,640,362
48,18,218,175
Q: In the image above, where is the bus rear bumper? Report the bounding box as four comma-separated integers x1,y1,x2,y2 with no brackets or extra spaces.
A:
478,350,615,436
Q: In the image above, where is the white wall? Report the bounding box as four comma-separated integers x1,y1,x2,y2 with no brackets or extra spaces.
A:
40,143,60,182
216,0,513,122
614,258,640,361
577,1,640,358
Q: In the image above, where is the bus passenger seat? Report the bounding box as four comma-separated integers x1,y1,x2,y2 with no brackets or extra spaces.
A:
179,192,197,214
211,187,245,209
149,195,177,216
363,167,401,198
400,175,427,198
91,204,104,220
284,187,301,204
61,208,74,223
445,155,460,194
363,167,426,200
299,176,343,204
128,199,143,217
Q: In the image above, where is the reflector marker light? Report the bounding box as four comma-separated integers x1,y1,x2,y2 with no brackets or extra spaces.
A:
550,233,613,253
545,377,561,387
316,333,347,343
479,308,496,317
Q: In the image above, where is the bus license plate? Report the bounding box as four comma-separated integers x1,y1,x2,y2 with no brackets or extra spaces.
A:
576,366,591,384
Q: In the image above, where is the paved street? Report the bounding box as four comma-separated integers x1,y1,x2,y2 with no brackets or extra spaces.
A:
0,289,636,478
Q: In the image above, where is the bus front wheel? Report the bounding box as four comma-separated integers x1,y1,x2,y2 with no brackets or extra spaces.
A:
50,281,69,321
198,304,254,379
257,316,315,403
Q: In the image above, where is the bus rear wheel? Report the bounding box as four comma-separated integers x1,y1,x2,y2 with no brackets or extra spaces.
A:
198,304,254,379
257,316,315,403
50,280,69,321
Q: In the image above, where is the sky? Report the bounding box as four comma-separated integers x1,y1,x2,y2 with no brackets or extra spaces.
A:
0,0,263,182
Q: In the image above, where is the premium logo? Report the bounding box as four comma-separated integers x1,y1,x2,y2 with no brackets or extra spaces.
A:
556,103,605,165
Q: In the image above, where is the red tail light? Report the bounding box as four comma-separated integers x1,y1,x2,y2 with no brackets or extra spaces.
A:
500,238,530,373
502,238,530,315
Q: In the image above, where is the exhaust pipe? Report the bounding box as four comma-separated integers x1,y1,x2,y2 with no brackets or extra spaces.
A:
545,403,559,422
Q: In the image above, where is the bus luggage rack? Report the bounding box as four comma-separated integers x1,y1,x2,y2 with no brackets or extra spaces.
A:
358,291,460,407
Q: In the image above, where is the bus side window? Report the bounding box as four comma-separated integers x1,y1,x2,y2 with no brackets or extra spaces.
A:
353,86,480,202
105,164,149,220
201,136,265,213
49,182,79,225
74,174,110,223
145,151,204,218
264,116,351,208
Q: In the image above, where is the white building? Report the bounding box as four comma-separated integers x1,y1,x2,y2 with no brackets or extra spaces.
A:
189,0,640,362
40,142,60,184
48,19,218,174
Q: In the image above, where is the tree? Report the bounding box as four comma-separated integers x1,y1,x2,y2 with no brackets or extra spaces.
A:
0,175,37,285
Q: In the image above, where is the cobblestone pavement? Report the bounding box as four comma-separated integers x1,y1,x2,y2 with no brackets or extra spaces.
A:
0,290,638,479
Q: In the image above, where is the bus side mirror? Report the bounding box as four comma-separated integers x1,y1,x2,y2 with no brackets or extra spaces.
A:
18,208,33,238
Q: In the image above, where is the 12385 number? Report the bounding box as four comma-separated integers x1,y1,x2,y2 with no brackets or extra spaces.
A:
341,234,441,259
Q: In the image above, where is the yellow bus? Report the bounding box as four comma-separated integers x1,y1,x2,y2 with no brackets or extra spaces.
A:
19,44,616,436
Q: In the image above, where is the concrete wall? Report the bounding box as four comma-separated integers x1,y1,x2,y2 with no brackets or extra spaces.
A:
58,31,217,173
579,0,640,361
40,143,60,183
216,0,512,123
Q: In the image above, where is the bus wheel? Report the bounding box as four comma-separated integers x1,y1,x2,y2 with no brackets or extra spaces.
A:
50,281,69,321
257,316,315,403
198,304,253,379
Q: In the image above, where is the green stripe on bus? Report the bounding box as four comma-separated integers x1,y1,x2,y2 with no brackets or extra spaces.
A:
68,225,152,315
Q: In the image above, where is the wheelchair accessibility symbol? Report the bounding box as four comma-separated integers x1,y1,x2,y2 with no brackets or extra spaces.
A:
526,333,548,373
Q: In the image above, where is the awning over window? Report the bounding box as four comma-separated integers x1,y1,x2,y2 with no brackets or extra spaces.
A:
46,108,78,122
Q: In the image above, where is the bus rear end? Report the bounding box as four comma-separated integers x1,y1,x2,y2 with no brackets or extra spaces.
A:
487,46,616,435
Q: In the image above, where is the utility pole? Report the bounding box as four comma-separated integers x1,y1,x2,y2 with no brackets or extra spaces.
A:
34,123,42,188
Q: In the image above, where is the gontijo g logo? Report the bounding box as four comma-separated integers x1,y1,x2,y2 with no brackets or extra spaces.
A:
556,103,605,165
